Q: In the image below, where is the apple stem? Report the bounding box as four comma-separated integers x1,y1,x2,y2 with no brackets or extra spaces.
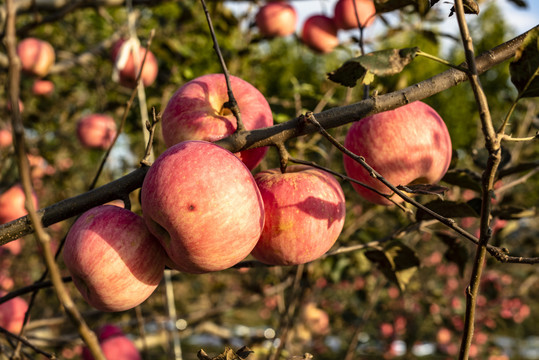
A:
140,107,160,167
275,142,290,173
199,0,247,134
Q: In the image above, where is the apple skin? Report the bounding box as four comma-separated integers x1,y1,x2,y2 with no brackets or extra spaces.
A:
141,140,265,274
0,292,29,334
0,129,12,149
76,114,117,150
301,15,339,54
82,325,141,360
250,165,346,265
16,38,55,77
301,302,330,336
111,39,158,88
161,73,273,170
0,184,39,255
343,101,452,205
333,0,376,30
255,1,297,38
32,79,55,96
63,205,166,312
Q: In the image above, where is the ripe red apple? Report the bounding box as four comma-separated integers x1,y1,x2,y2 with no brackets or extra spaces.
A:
82,325,141,360
16,38,55,77
343,101,452,205
333,0,376,29
0,292,29,334
250,165,346,265
141,140,265,274
301,15,339,53
255,1,297,37
161,73,273,170
32,79,55,96
111,39,158,88
0,129,12,149
0,184,39,255
63,205,166,312
76,114,117,150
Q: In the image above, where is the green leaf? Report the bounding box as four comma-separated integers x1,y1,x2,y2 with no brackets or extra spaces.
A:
365,241,420,291
510,27,539,98
397,183,449,199
506,0,527,8
442,169,482,192
492,206,536,220
448,0,480,16
328,47,420,88
375,0,431,14
416,200,480,221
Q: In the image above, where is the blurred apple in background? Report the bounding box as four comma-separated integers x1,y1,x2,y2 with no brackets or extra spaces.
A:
32,79,55,96
301,15,339,53
16,38,55,77
63,205,166,312
6,99,24,114
141,141,265,273
255,1,297,37
251,165,346,265
0,128,12,149
0,184,39,255
161,73,273,170
0,292,29,334
301,302,330,336
343,101,452,205
82,324,141,360
333,0,376,29
111,39,158,88
76,114,117,150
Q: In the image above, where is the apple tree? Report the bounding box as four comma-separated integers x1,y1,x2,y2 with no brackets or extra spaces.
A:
0,0,538,359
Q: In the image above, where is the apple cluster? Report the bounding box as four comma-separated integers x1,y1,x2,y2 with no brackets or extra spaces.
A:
58,73,451,314
254,0,377,53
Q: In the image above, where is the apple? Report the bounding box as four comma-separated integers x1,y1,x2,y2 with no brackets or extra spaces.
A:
76,114,117,150
250,165,346,265
0,184,39,255
63,205,166,312
301,15,339,54
32,79,55,96
16,38,55,77
161,73,273,170
343,101,452,205
6,98,24,114
333,0,376,30
255,1,297,38
111,39,158,88
301,302,330,336
0,129,12,149
141,140,265,274
0,292,29,334
82,324,141,360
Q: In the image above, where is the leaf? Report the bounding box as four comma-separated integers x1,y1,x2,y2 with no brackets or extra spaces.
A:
448,0,480,16
472,147,512,170
510,27,539,98
397,183,449,199
416,200,480,221
374,0,432,14
442,169,482,192
436,232,468,277
492,206,536,220
506,0,527,8
197,347,253,360
365,241,420,291
328,47,420,87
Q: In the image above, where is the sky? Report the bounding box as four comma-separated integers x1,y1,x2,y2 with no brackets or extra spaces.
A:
225,0,539,44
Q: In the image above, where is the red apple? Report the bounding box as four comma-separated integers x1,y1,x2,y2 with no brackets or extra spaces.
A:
0,184,39,255
250,165,346,265
6,99,24,114
0,292,29,334
16,38,55,77
32,79,55,96
161,73,273,170
333,0,376,30
63,205,166,312
0,129,12,149
82,325,141,360
301,15,339,54
111,39,158,88
76,114,117,150
343,101,452,205
301,303,330,336
255,1,297,37
141,140,265,274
